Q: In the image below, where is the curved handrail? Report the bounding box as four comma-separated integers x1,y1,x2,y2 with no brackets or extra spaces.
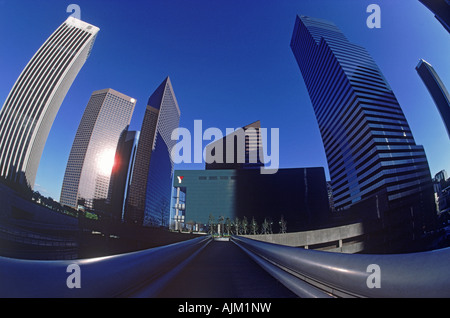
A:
0,236,211,298
232,236,450,298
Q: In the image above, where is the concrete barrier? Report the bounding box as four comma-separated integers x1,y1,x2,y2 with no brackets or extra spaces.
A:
241,222,366,253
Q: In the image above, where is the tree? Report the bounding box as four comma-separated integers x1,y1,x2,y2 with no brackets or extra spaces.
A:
234,217,240,235
225,217,232,236
268,218,273,234
208,214,215,235
262,218,269,235
242,216,249,235
251,217,258,235
279,215,287,234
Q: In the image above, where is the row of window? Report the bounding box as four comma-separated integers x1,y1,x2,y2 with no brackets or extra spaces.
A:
0,24,92,182
197,176,237,181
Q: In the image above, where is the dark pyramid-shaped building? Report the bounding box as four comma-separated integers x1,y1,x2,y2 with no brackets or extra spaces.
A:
124,77,181,226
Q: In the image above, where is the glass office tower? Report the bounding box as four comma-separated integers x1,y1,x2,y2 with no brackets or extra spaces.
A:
419,0,450,33
416,59,450,139
290,15,436,247
0,17,99,188
125,77,180,227
60,89,136,210
107,130,140,221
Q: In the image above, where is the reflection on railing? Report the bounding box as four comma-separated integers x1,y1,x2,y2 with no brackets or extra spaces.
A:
232,236,450,298
0,236,211,298
1,234,449,298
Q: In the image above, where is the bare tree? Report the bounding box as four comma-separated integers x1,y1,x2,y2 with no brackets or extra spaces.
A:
268,219,273,234
262,218,269,235
242,216,249,235
251,217,258,235
234,217,240,235
279,215,287,234
208,213,215,235
225,217,232,236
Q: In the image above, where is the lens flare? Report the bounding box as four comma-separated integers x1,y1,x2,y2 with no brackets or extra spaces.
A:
97,148,116,176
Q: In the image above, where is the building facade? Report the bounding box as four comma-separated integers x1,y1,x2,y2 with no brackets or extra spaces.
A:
205,120,265,170
171,168,331,233
419,0,450,33
125,77,180,227
416,59,450,139
107,130,140,221
60,89,136,210
290,15,436,248
0,17,99,188
433,170,450,214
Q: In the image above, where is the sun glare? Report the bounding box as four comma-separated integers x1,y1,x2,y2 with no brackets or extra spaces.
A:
97,148,116,176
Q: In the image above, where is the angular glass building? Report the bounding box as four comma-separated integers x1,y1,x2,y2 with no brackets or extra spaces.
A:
290,15,436,248
0,17,99,188
60,89,136,210
125,77,180,227
416,59,450,139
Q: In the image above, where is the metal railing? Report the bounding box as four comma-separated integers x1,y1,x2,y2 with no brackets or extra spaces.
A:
0,236,211,298
2,234,448,298
232,236,450,298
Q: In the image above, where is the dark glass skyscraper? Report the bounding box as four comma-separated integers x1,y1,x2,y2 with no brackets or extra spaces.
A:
125,77,180,227
416,59,450,139
419,0,450,33
290,15,436,248
107,130,140,221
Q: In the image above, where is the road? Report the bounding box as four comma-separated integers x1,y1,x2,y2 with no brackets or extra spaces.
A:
155,240,298,298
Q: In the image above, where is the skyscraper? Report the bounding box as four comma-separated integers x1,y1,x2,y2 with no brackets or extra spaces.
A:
419,0,450,33
0,17,99,187
107,130,140,221
290,15,436,246
171,167,330,234
125,77,180,227
60,89,136,210
416,59,450,139
205,120,265,170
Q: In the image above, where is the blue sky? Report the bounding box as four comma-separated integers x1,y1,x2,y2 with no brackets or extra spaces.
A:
0,0,449,200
